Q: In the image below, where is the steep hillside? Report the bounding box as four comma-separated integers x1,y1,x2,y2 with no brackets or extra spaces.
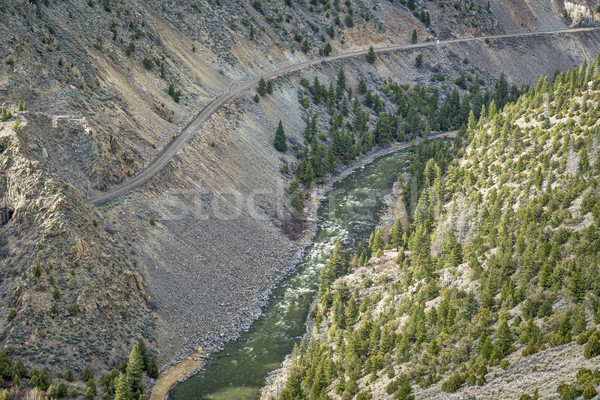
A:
0,114,154,373
270,57,600,400
0,0,598,390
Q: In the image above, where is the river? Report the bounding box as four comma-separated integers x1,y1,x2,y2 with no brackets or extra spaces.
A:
169,149,408,400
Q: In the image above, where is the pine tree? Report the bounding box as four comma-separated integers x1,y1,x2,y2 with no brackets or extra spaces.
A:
274,120,287,152
65,368,74,382
411,29,418,44
495,320,513,357
13,359,26,378
127,345,144,390
346,296,359,325
148,357,159,379
304,162,315,186
366,46,376,64
266,80,273,95
569,268,585,303
85,386,94,400
87,378,96,394
114,372,131,400
257,78,267,96
249,24,255,40
337,67,346,91
82,366,93,382
389,219,404,249
477,334,493,360
396,375,414,400
0,390,12,400
137,338,149,370
368,227,385,254
584,331,600,359
415,53,423,68
58,383,68,398
0,107,11,122
357,79,367,95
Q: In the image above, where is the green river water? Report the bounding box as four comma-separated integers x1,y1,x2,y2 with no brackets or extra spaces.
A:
169,150,408,400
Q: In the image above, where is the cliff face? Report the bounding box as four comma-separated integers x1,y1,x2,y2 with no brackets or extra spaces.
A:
0,0,598,376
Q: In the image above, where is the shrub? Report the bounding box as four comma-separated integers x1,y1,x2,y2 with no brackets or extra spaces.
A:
441,372,465,393
7,309,16,322
582,383,597,400
583,331,600,359
556,383,581,400
142,57,154,70
299,97,309,108
126,42,135,56
67,304,78,316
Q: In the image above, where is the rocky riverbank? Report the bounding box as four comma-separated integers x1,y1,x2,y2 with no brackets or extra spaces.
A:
149,137,428,399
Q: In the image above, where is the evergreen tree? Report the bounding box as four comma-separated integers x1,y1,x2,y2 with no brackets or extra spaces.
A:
266,80,273,95
0,390,12,400
148,357,159,379
274,120,287,152
127,345,144,391
82,366,93,382
65,368,74,382
58,383,68,398
114,372,131,400
389,218,404,249
346,296,359,325
85,387,94,400
366,46,376,64
304,162,315,186
257,78,267,96
137,338,149,370
249,24,255,40
569,268,585,303
495,320,513,357
411,29,418,44
87,378,96,394
357,79,367,95
368,227,385,254
396,375,414,400
584,331,600,359
337,68,347,89
415,53,423,68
